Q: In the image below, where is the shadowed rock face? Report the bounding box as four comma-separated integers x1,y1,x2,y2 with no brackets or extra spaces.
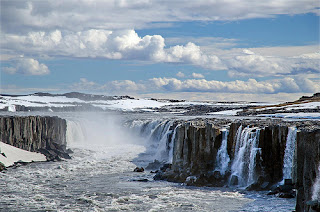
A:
0,116,69,161
295,128,320,212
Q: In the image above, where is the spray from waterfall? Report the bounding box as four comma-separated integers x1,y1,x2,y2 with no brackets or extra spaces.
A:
230,126,261,187
215,129,230,175
282,127,297,182
312,163,320,201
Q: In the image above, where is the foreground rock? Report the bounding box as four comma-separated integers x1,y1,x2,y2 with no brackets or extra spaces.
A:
0,116,71,163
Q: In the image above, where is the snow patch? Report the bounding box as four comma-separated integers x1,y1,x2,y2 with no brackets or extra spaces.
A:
0,142,47,167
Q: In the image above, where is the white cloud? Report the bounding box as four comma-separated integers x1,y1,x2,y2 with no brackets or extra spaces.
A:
2,29,225,71
149,77,320,94
105,80,146,93
192,72,205,78
1,0,318,33
70,78,97,91
2,30,319,77
3,58,50,75
70,78,145,95
176,71,185,78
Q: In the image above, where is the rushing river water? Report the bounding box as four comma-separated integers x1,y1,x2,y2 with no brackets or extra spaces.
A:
0,112,295,211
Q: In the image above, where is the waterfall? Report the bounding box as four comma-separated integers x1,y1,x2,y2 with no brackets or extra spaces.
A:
312,163,320,201
230,126,261,187
282,127,297,181
127,119,176,163
215,129,230,175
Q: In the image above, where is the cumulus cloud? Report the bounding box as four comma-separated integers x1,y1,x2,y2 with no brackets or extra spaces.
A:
3,58,50,75
176,71,185,78
2,30,319,77
1,0,318,33
192,73,205,78
226,49,320,77
70,78,97,90
70,78,145,95
149,77,320,94
104,80,146,93
2,29,226,71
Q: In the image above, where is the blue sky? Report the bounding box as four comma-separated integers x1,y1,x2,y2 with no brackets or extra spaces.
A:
1,1,319,101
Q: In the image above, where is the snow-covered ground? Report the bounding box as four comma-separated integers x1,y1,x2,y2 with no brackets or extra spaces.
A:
0,94,266,112
0,142,46,167
257,113,320,119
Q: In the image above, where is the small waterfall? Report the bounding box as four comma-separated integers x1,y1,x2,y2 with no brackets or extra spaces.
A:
282,127,297,181
312,163,320,201
230,126,261,187
215,129,230,175
66,120,87,146
168,125,179,164
127,119,176,163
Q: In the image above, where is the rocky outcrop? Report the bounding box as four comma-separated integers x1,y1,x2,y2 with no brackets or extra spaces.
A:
294,127,320,212
151,118,320,211
0,116,70,161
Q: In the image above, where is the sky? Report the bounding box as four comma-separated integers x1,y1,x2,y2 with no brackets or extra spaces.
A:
1,0,319,102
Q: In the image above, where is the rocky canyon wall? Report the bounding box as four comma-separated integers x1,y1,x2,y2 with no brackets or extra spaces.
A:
153,119,319,211
0,116,69,161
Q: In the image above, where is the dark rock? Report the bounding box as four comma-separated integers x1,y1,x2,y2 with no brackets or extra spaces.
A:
284,179,293,185
132,178,149,182
160,163,171,172
133,167,144,172
146,160,162,170
153,172,164,181
230,175,239,186
306,200,320,211
0,162,6,171
185,176,197,186
279,184,294,193
276,192,295,198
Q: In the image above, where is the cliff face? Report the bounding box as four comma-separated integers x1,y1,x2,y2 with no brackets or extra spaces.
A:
295,128,320,212
172,121,221,176
153,119,320,211
0,116,69,161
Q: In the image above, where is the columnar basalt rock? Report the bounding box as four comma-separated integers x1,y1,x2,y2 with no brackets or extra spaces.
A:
295,128,320,212
0,116,69,161
153,119,319,211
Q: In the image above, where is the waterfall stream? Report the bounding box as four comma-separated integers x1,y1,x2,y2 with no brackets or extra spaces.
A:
215,129,230,175
312,163,320,201
230,126,261,187
282,127,297,182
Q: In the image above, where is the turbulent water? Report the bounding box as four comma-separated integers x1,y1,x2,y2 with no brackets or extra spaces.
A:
0,113,295,211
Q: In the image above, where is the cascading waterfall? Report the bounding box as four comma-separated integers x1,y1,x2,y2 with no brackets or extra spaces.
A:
312,163,320,201
215,129,230,175
168,124,179,164
127,120,177,163
230,126,261,187
282,126,297,182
